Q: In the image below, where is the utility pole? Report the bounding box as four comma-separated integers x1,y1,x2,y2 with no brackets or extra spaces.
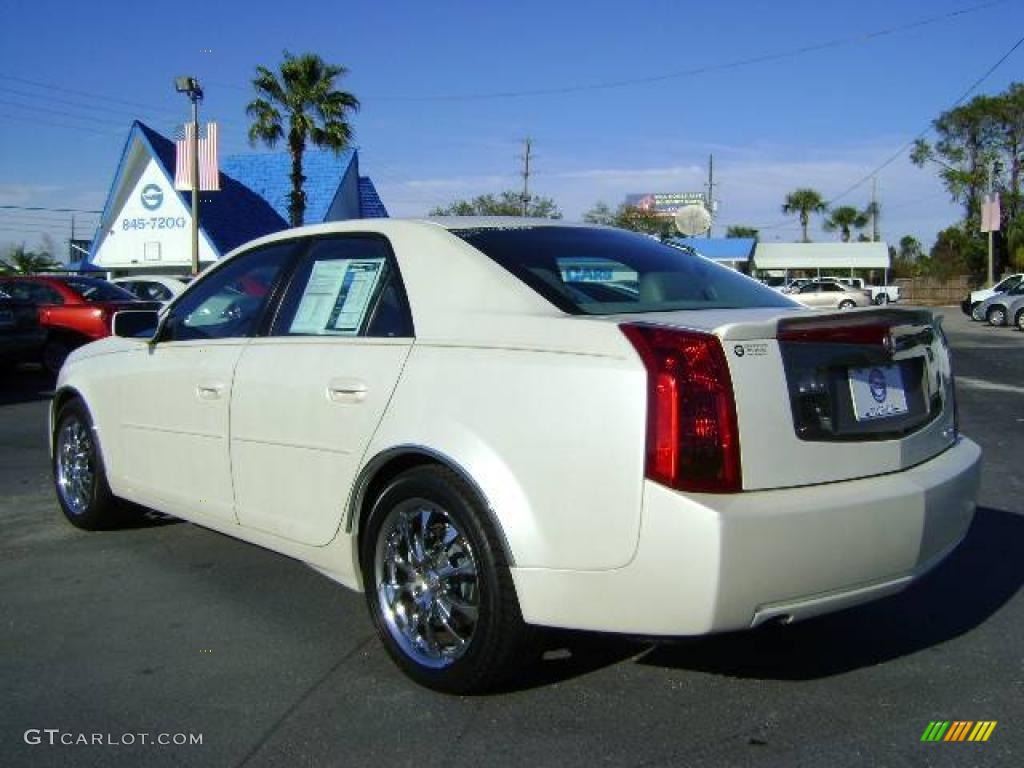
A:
519,137,533,217
870,176,878,242
174,76,203,275
986,159,995,286
704,154,716,237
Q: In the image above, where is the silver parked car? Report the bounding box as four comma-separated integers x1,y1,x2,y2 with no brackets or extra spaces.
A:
794,281,872,309
974,283,1024,326
1008,294,1024,331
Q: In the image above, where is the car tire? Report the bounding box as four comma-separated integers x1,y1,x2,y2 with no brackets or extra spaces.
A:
971,303,985,321
838,300,856,309
1016,309,1024,332
986,306,1007,327
873,294,889,305
52,398,123,530
360,465,531,694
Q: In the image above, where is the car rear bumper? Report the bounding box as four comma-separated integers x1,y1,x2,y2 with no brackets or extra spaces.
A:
510,436,981,635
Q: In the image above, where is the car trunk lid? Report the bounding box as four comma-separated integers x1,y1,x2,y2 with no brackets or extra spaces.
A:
609,307,956,491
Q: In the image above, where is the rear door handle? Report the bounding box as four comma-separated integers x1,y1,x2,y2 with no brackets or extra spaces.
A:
327,378,368,403
196,380,226,400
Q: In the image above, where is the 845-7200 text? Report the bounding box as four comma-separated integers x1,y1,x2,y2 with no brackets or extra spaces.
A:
121,217,186,231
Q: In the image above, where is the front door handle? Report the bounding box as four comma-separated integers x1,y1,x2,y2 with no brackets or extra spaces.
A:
327,378,368,403
196,380,226,400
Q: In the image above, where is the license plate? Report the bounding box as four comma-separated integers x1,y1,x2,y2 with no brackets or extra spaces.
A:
848,364,909,421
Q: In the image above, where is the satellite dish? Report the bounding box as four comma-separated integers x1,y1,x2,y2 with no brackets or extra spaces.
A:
674,204,712,236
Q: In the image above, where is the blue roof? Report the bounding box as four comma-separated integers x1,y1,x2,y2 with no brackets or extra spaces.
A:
133,122,288,255
223,149,358,225
670,237,756,261
90,122,387,266
358,177,388,218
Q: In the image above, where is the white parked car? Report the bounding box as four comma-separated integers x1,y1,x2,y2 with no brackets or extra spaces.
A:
974,282,1024,326
111,275,191,305
51,219,981,693
962,273,1024,318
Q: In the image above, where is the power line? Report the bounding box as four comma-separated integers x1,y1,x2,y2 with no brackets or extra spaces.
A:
0,209,99,221
751,31,1024,232
0,99,132,128
0,86,157,121
0,204,102,214
0,217,87,228
372,1,1008,101
0,113,118,137
825,32,1024,207
0,73,183,118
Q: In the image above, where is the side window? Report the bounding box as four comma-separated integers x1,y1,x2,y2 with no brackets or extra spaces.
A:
7,282,64,304
273,235,414,338
822,284,842,293
140,282,173,301
37,284,66,304
799,284,819,294
163,242,295,341
0,282,25,300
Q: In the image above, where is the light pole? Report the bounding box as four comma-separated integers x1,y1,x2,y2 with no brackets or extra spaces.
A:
174,76,203,276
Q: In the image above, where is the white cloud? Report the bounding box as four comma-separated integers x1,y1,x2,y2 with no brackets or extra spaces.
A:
375,139,961,248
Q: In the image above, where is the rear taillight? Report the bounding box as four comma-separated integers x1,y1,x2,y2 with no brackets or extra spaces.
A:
621,323,741,493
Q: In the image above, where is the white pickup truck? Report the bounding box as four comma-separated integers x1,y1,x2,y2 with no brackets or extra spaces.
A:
821,276,900,305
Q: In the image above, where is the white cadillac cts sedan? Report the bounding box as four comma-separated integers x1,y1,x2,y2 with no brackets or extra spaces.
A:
51,219,981,693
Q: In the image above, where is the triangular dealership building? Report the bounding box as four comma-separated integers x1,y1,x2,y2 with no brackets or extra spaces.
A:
87,121,387,274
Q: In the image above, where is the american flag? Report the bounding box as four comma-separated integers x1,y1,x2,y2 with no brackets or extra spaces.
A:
981,193,1001,233
175,122,220,191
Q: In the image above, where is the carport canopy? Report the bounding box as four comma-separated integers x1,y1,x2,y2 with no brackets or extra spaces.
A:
752,242,890,271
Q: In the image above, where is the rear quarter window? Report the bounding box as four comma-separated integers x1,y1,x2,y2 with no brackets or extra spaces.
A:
452,226,795,315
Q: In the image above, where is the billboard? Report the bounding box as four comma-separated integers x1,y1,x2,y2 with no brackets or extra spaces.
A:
624,192,706,216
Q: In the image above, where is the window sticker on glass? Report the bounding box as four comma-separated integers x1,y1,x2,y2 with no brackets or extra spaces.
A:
290,258,385,335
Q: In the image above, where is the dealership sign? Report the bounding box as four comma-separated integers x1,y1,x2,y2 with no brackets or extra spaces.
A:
140,184,164,211
624,192,706,216
91,147,215,269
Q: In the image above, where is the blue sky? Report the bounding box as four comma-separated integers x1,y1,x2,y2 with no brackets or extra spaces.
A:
1,0,1022,257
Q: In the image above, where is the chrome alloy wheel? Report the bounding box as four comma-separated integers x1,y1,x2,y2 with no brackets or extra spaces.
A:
56,416,95,517
374,500,480,669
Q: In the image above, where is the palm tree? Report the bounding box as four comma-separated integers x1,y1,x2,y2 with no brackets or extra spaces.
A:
4,244,59,273
782,188,827,242
725,225,759,240
823,206,869,242
247,51,360,227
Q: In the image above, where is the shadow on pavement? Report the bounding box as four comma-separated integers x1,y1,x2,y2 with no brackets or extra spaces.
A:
500,506,1022,690
637,506,1023,680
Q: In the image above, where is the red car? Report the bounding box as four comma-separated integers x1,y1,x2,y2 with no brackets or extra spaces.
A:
0,276,159,373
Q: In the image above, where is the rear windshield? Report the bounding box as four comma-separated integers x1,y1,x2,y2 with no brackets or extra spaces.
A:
453,226,795,315
63,278,137,302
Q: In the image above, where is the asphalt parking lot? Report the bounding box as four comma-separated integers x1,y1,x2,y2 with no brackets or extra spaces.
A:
0,308,1021,768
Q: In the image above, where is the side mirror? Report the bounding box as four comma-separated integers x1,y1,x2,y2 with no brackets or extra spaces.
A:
112,309,160,339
